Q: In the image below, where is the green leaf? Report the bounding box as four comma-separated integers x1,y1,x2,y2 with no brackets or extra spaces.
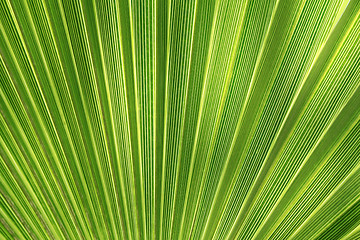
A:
0,0,359,239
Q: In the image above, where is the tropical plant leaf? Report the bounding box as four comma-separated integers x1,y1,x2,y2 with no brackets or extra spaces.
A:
0,0,359,239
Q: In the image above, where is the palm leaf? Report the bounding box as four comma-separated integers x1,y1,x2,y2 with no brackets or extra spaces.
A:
0,0,360,239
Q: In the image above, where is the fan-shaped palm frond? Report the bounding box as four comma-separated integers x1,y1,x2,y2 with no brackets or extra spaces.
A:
0,0,360,239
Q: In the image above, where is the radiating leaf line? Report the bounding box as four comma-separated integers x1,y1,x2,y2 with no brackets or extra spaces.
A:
0,3,87,237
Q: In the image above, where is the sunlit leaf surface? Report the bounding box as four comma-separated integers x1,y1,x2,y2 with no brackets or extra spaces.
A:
0,0,360,239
